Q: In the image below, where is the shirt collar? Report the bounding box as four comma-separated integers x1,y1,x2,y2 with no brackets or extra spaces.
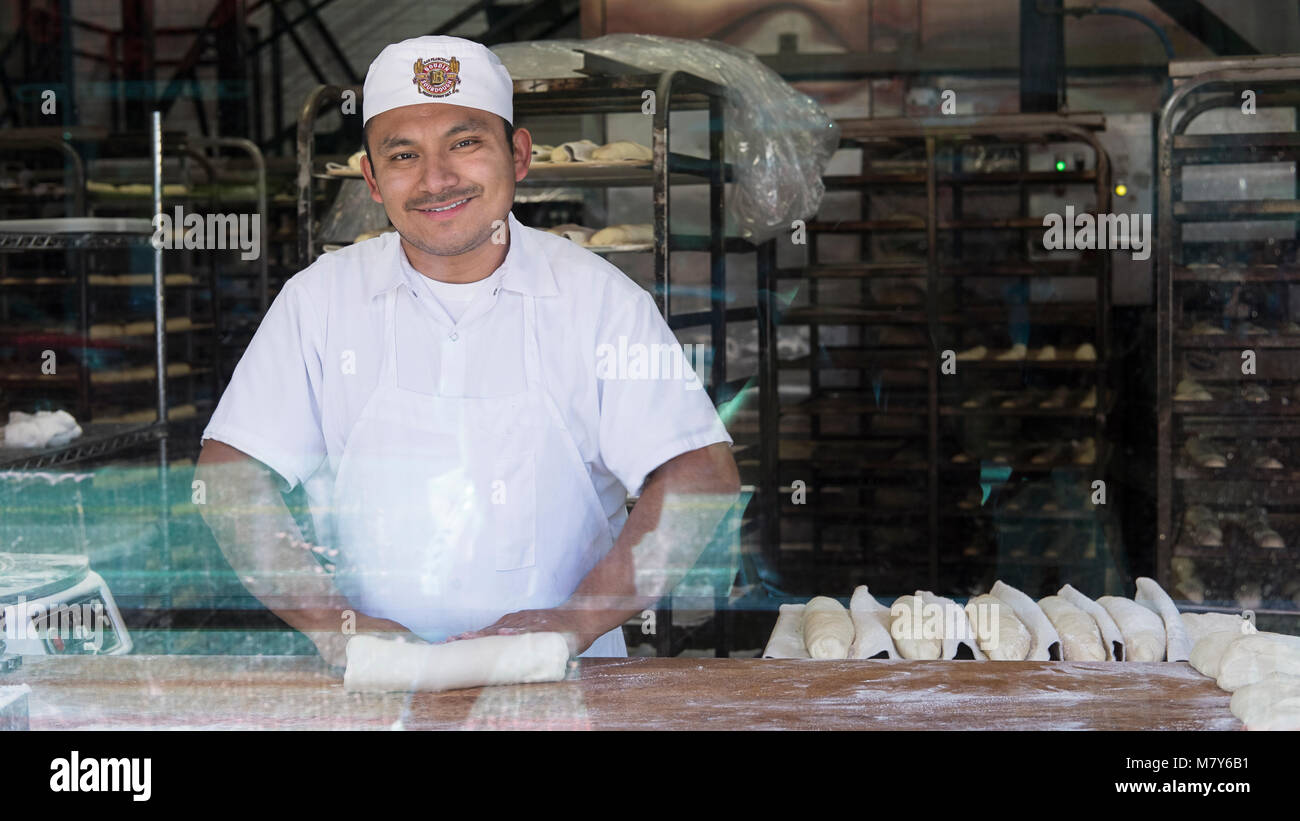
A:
369,211,557,299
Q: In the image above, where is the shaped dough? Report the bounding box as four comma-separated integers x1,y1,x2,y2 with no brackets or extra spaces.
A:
966,594,1031,660
1038,595,1106,661
1230,674,1300,730
803,596,854,659
343,633,570,693
588,223,654,246
1189,630,1246,679
1098,597,1166,661
550,139,599,162
848,586,897,659
1135,577,1192,662
1182,611,1254,647
890,594,942,659
1058,584,1125,660
991,580,1060,660
591,140,653,162
1216,633,1300,692
762,603,808,659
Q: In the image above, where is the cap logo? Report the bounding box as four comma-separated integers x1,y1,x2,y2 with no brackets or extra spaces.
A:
412,56,461,98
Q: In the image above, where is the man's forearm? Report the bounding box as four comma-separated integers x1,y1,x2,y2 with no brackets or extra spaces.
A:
195,441,388,640
562,442,741,649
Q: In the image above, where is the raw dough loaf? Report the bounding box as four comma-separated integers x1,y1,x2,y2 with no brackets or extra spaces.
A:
588,223,654,246
591,140,653,162
343,633,570,693
1216,633,1300,692
922,590,985,660
1135,577,1192,662
1058,584,1125,660
1038,595,1106,661
803,596,854,659
1230,674,1300,730
550,139,599,162
1182,611,1254,646
966,594,1032,660
762,603,808,659
1098,597,1166,661
991,580,1060,660
544,223,596,245
1189,630,1247,679
890,594,942,660
848,586,897,659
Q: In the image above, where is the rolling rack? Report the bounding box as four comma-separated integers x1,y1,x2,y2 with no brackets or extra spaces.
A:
292,53,774,657
769,113,1117,599
1157,56,1300,629
0,112,172,609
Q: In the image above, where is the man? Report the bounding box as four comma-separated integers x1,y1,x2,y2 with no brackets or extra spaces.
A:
196,35,739,666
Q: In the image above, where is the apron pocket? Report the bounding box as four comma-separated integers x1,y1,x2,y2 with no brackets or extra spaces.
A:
490,447,537,571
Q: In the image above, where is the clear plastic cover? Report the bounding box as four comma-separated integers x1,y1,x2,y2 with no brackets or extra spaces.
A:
494,34,840,243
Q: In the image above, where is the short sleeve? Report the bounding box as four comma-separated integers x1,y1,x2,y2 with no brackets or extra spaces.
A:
596,289,733,496
202,278,327,490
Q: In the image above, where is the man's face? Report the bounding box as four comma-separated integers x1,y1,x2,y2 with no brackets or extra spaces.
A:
361,103,530,258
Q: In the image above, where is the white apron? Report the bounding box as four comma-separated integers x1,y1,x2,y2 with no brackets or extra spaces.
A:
328,285,627,657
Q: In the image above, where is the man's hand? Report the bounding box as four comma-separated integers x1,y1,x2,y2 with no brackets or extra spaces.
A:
309,614,423,670
449,609,587,655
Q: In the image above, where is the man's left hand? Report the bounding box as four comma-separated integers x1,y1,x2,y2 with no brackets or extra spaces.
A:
449,608,588,655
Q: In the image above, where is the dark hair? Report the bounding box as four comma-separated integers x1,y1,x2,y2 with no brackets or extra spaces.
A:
363,116,515,165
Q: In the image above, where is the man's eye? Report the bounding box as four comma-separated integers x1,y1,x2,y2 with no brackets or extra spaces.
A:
454,139,479,149
391,152,416,161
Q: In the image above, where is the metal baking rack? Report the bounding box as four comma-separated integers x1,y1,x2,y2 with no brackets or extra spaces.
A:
766,113,1116,597
1156,56,1300,626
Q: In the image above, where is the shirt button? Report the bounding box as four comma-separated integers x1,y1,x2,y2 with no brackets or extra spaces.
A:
449,331,459,341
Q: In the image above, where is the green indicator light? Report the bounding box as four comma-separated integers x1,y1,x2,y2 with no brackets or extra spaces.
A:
1055,160,1067,172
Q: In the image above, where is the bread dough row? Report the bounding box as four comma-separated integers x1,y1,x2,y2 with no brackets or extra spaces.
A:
532,140,653,164
765,578,1191,665
545,222,653,247
1187,621,1300,729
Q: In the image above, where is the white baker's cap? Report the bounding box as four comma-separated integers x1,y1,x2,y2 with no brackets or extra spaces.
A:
362,35,514,126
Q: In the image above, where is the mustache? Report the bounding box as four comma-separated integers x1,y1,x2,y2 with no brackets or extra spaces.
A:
406,190,479,209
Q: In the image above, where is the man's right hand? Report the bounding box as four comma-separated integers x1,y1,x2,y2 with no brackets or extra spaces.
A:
307,614,420,670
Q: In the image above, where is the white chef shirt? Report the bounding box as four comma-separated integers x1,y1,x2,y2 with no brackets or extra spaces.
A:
202,211,732,540
407,257,505,325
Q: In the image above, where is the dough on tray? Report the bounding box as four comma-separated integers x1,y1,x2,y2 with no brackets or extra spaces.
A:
588,223,654,246
592,140,653,162
343,633,571,693
966,594,1031,660
803,596,854,659
1038,595,1106,661
1097,597,1166,661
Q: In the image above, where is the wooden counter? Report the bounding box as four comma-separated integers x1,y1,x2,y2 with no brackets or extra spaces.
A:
9,655,1241,730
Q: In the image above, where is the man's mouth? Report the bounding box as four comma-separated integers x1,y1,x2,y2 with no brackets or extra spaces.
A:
416,197,474,217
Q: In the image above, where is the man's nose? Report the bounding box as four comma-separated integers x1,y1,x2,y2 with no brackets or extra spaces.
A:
420,154,460,196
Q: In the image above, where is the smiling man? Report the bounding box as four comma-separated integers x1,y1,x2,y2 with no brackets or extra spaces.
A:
196,35,739,666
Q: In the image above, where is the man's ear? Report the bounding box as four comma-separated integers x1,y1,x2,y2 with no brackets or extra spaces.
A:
514,126,533,183
361,153,383,204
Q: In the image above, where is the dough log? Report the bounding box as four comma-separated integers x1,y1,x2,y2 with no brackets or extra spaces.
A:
891,594,942,659
1097,597,1166,661
1038,595,1106,661
967,594,1032,660
803,596,854,659
343,633,571,693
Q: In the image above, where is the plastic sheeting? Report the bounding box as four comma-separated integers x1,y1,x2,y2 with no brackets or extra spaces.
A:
494,35,839,243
